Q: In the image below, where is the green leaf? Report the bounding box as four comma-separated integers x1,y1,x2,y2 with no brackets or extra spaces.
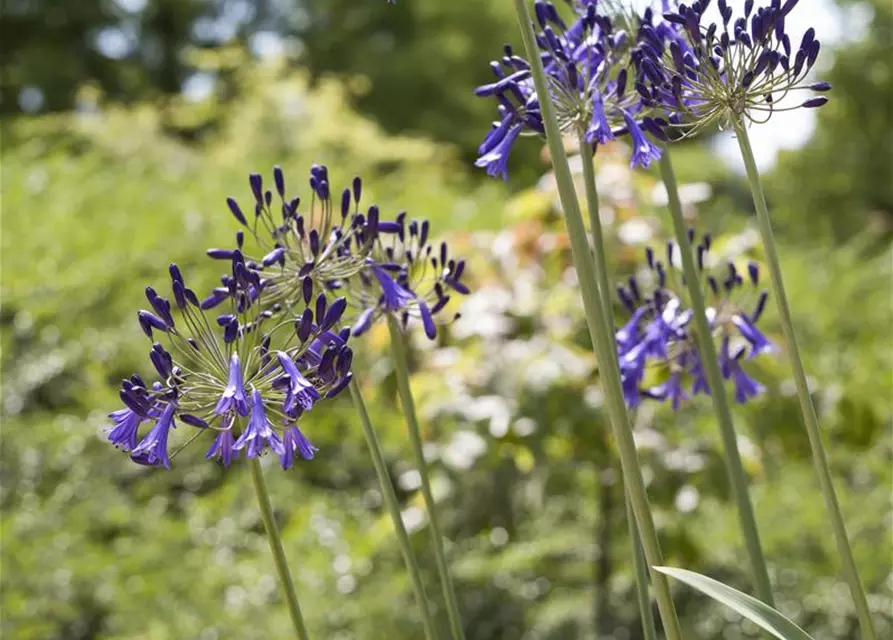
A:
654,567,815,640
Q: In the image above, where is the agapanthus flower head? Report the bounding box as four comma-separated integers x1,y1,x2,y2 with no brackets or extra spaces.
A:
106,259,353,470
615,232,773,409
209,165,381,313
345,213,470,341
475,0,664,178
633,0,830,136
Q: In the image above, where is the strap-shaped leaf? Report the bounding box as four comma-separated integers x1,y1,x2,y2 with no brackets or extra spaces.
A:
655,567,815,640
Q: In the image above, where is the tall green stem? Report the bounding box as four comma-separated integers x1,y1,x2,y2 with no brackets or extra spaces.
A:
578,133,660,640
734,123,877,639
578,134,614,328
512,2,683,637
386,316,466,640
348,379,440,640
249,458,311,640
625,489,658,640
657,150,776,606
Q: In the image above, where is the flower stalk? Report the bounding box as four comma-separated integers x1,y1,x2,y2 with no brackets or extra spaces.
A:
387,315,465,640
625,488,658,640
734,122,877,639
657,148,775,606
250,458,311,640
348,379,439,640
577,133,659,639
512,1,682,637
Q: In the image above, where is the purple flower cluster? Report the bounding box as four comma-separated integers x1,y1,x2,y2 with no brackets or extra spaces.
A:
107,256,353,470
347,214,468,340
217,167,471,341
633,0,830,135
616,235,774,409
475,0,665,179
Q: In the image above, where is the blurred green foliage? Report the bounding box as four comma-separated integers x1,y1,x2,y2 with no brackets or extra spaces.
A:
2,1,892,639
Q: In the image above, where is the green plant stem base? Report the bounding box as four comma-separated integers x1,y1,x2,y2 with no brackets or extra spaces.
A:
250,458,311,640
387,316,466,640
349,379,440,640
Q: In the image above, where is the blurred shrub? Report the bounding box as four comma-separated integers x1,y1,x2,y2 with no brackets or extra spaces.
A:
1,60,891,640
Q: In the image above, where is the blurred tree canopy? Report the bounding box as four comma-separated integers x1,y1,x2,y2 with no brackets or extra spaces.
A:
770,0,893,243
1,0,518,158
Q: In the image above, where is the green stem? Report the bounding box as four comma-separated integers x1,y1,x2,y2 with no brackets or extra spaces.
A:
348,379,440,640
249,458,311,640
734,123,877,639
578,133,614,330
512,2,683,638
578,134,659,640
387,316,466,640
657,149,776,606
625,488,658,640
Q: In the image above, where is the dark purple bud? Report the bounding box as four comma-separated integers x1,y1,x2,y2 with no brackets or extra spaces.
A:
181,414,209,429
751,290,769,322
172,281,188,309
335,347,353,378
315,293,327,325
446,278,470,295
119,388,148,415
318,347,336,379
809,81,831,92
309,229,320,256
325,373,352,399
227,197,247,226
207,248,236,260
223,319,239,344
802,97,828,108
378,221,401,233
628,276,640,301
341,188,351,218
262,247,286,267
748,262,760,285
249,173,263,206
352,176,362,204
150,349,171,379
297,308,314,343
168,263,184,285
138,310,168,337
431,294,451,315
645,246,655,269
273,166,285,198
419,301,437,340
617,286,635,313
302,276,313,304
322,297,347,331
201,288,230,310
